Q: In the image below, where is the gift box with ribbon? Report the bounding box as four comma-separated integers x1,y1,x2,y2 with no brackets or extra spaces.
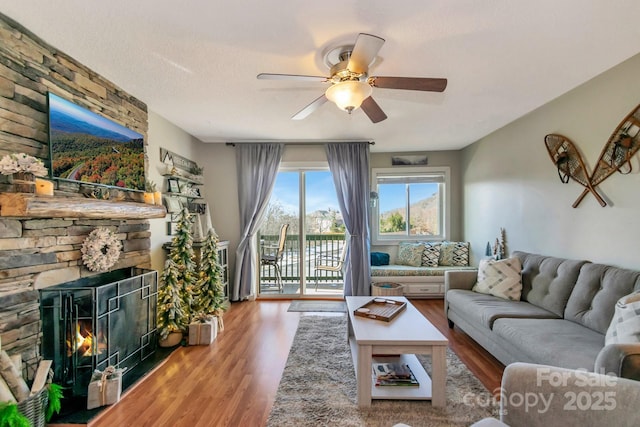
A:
188,314,217,345
87,366,124,410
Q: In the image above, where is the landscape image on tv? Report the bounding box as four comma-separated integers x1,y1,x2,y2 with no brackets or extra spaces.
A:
48,92,145,191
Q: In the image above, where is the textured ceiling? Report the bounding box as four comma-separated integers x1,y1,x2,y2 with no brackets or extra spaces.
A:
1,1,639,152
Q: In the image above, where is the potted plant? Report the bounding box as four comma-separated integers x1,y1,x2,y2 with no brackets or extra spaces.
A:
157,208,197,346
193,228,228,331
157,257,188,347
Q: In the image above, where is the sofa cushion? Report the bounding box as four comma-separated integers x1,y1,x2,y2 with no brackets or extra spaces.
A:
439,241,469,266
565,264,640,334
447,289,559,329
514,251,588,317
493,318,604,370
396,242,425,267
472,257,522,301
606,291,640,344
421,242,441,267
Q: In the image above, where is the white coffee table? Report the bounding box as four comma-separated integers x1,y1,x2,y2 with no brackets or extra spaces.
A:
345,296,448,408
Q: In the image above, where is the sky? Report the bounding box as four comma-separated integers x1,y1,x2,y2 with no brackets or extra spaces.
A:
49,92,143,139
270,170,438,214
378,183,438,212
271,170,339,214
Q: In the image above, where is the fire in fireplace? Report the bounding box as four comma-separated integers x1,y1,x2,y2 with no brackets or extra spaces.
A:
67,320,107,358
40,268,158,399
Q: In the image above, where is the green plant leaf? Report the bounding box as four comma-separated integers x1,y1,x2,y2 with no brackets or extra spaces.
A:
0,402,30,427
46,383,64,421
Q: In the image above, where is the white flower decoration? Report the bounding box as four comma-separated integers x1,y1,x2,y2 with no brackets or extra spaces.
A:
0,153,48,177
81,228,122,272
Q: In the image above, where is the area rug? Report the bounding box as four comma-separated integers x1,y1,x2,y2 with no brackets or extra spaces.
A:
267,315,498,427
287,300,347,312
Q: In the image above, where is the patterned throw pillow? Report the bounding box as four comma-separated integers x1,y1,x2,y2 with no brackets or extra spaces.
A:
439,242,469,266
421,242,442,267
472,257,523,301
605,291,640,345
396,242,425,267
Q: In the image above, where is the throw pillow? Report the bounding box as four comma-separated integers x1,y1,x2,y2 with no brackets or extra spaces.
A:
396,242,425,267
421,242,442,267
439,241,470,266
472,257,523,301
605,291,640,345
371,252,390,266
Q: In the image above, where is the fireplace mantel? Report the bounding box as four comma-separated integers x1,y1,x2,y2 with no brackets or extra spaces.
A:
0,193,166,219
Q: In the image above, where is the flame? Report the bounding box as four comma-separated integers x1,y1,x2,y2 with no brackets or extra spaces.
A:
66,322,106,357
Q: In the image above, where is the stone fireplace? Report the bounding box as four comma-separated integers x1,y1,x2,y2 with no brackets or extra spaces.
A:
0,215,156,380
39,267,158,398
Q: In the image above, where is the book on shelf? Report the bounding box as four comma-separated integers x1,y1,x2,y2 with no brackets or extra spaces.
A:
372,362,419,387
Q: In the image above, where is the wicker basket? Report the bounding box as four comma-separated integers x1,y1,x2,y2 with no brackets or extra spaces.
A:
17,387,49,427
371,282,404,296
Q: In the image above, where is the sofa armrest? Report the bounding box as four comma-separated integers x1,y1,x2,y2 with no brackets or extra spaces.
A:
595,343,640,381
444,270,477,317
499,362,640,427
444,269,478,292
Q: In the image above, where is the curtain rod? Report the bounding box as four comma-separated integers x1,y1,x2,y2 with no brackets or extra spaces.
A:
225,141,374,147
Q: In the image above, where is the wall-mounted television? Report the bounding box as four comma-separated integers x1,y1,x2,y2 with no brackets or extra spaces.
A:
48,92,145,191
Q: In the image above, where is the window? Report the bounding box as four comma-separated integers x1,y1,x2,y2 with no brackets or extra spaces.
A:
371,167,450,243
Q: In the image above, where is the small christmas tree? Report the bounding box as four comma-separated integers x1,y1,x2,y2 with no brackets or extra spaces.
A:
194,228,226,325
170,207,197,320
157,207,196,341
157,257,188,340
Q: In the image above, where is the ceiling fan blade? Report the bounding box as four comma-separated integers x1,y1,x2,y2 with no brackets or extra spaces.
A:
347,33,385,74
371,76,447,92
361,96,387,123
257,73,328,82
291,94,328,120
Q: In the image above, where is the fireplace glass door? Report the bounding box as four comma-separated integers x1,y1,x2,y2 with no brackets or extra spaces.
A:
40,268,158,397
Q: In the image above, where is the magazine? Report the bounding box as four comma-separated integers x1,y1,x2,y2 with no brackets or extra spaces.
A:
372,362,419,386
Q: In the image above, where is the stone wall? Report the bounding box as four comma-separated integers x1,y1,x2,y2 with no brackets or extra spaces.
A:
0,13,152,379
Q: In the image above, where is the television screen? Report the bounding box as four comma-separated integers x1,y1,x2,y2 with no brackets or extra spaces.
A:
48,92,145,191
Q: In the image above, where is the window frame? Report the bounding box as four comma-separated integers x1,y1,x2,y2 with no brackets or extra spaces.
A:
371,166,450,245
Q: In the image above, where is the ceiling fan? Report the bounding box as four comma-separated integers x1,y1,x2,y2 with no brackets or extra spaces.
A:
257,33,447,123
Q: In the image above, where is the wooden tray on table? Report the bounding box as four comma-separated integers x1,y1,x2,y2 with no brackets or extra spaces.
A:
353,298,407,322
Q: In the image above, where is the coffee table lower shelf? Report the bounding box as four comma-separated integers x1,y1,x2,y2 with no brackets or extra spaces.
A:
348,337,433,401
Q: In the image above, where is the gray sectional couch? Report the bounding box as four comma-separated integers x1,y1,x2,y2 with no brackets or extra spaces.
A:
445,251,640,380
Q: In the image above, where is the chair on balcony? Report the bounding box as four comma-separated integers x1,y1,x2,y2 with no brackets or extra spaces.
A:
314,241,347,291
260,223,289,292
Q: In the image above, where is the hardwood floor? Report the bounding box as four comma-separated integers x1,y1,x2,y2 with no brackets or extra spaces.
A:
88,299,504,427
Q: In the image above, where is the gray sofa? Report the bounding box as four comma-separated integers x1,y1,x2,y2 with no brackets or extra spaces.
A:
445,251,640,380
472,363,640,427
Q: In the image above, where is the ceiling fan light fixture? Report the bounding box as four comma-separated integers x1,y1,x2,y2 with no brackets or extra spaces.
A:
325,80,372,113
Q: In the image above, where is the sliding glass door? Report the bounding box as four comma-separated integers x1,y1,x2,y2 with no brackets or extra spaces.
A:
258,168,345,297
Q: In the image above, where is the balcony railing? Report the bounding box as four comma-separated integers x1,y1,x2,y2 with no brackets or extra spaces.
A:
259,233,345,286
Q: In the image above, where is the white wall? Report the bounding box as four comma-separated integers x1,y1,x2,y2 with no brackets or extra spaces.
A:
462,53,640,269
147,111,202,271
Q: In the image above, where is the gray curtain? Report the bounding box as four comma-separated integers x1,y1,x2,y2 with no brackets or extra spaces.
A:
232,143,283,301
325,142,371,296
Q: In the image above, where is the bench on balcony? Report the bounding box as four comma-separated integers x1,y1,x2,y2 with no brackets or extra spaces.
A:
370,241,475,298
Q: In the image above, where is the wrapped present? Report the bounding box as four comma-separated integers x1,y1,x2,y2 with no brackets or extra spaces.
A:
188,315,217,345
87,366,124,410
